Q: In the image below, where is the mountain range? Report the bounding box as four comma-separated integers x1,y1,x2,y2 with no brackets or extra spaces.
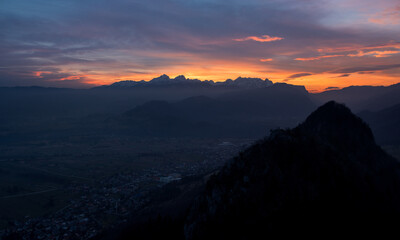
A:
100,75,273,89
313,83,400,112
1,75,400,144
108,101,400,239
118,83,315,138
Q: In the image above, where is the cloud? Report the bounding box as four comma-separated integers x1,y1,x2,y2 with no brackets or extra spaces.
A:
260,58,273,62
357,71,375,74
0,66,96,88
337,74,350,78
287,73,312,79
300,47,400,61
317,42,400,53
325,86,340,90
234,35,284,43
295,54,344,61
347,50,400,58
331,64,400,74
369,6,400,25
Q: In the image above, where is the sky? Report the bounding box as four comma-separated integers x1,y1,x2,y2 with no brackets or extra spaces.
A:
0,0,399,92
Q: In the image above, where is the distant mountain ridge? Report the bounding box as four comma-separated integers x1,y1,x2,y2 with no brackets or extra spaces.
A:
101,74,273,89
359,103,400,145
118,83,315,138
101,76,400,114
2,76,400,145
313,82,400,111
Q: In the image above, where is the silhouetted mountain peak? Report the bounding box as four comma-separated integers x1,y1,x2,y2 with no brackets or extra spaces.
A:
297,101,375,148
150,74,171,83
174,75,187,81
221,77,273,88
313,82,400,112
271,82,307,91
183,102,400,239
101,74,276,89
109,80,146,87
147,74,206,86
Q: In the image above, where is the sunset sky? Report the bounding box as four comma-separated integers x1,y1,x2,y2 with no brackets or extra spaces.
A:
1,0,399,92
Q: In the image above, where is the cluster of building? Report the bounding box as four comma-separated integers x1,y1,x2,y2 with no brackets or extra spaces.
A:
2,172,152,240
2,140,249,239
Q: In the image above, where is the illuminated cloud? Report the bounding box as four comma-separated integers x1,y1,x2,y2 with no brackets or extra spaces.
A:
332,64,400,74
295,55,344,61
234,35,284,43
295,42,400,64
260,58,273,62
369,6,400,25
317,42,400,53
348,50,400,58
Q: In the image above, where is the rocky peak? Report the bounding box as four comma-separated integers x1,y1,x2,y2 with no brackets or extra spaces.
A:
184,101,400,239
297,101,375,149
221,77,273,88
173,75,187,82
149,74,171,84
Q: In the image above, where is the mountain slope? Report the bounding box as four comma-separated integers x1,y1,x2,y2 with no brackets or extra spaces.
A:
184,101,400,239
359,103,400,145
313,83,400,111
219,82,314,117
111,101,400,240
119,84,316,138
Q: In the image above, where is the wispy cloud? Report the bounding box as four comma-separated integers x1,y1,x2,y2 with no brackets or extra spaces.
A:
295,55,344,61
234,35,284,43
331,64,400,74
296,43,400,61
317,42,400,53
348,50,400,58
369,6,400,25
286,73,312,79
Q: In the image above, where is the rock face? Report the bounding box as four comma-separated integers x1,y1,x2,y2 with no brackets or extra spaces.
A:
109,80,146,87
220,77,273,88
184,101,400,239
105,75,273,89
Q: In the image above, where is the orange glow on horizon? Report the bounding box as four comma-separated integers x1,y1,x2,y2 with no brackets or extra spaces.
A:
78,68,399,93
50,44,400,92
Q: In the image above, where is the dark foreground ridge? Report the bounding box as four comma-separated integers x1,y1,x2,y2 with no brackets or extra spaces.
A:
113,101,400,239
